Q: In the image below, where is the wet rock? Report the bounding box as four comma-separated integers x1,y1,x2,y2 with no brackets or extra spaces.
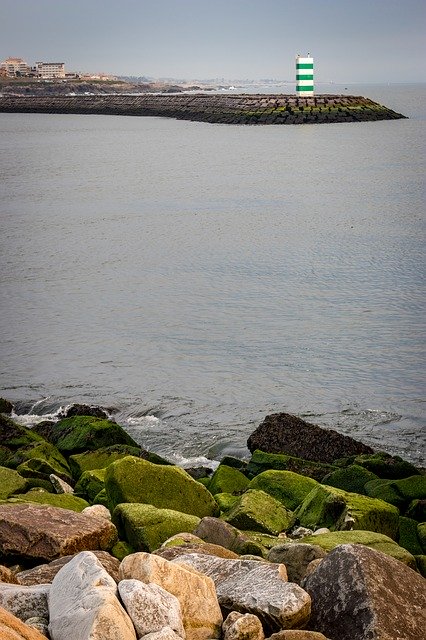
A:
246,451,335,482
303,543,426,640
223,611,264,640
0,503,117,562
268,543,327,584
16,550,120,584
0,605,48,640
119,551,223,640
173,552,311,632
118,579,185,638
60,403,109,419
247,413,373,463
0,583,49,622
0,415,45,450
48,551,136,640
0,398,13,415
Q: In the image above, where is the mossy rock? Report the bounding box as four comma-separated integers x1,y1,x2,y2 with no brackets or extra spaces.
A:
417,523,426,553
294,484,400,539
214,492,240,514
0,445,12,467
222,489,293,536
32,416,139,454
68,444,170,479
111,540,135,561
208,465,249,496
74,468,106,502
406,499,426,522
219,456,248,473
249,470,318,510
197,477,210,487
351,452,421,479
302,530,416,568
0,414,45,449
112,502,200,552
322,464,379,495
414,555,426,578
6,441,71,477
364,475,426,511
0,466,28,498
3,490,89,512
16,459,69,488
246,449,335,481
398,516,423,555
0,398,13,414
105,456,218,517
242,530,281,550
93,488,109,507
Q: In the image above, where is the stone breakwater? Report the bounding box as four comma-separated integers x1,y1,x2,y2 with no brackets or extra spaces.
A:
0,93,406,125
0,401,425,639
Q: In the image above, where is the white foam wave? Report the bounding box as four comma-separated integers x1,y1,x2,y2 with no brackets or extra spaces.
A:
167,453,220,471
126,415,160,427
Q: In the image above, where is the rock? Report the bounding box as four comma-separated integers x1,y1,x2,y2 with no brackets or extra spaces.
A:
0,503,117,562
418,522,426,552
223,611,264,640
194,516,268,556
249,471,318,510
364,475,426,511
348,451,422,479
69,444,144,477
0,398,13,414
5,489,89,512
215,492,239,513
0,583,49,622
48,551,136,640
288,527,313,539
300,530,416,567
119,551,222,640
155,542,239,560
321,464,378,495
49,473,74,493
268,632,327,640
268,543,327,584
222,489,293,535
74,468,106,502
247,413,373,463
173,552,311,632
294,484,400,539
82,504,111,520
185,466,213,480
0,605,48,640
16,550,120,584
220,456,248,473
0,565,18,584
415,555,426,577
303,559,323,581
0,466,28,498
246,451,335,482
22,617,48,637
60,403,109,419
143,628,183,640
208,465,249,495
7,441,71,480
303,543,426,640
113,503,200,552
406,498,426,521
118,579,185,638
398,516,423,555
33,415,138,455
105,456,218,517
0,415,44,450
111,541,134,561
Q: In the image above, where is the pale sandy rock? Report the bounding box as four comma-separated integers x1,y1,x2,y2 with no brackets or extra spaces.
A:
0,583,49,622
0,605,48,640
118,579,185,638
268,632,327,640
119,552,222,640
172,553,310,632
223,611,265,640
48,551,136,640
288,527,313,540
82,504,112,520
311,528,330,536
49,474,74,494
268,544,327,584
143,627,185,640
17,550,120,585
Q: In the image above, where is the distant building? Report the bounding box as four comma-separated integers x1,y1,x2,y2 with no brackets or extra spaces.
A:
296,54,314,96
35,61,65,79
1,57,31,77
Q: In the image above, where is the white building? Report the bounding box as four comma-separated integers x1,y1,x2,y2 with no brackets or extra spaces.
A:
0,57,31,77
35,62,65,79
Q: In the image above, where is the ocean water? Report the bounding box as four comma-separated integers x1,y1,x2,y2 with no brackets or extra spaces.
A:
1,83,425,466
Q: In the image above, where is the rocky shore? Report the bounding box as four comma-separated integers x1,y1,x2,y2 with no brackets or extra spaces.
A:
0,398,425,639
0,94,406,125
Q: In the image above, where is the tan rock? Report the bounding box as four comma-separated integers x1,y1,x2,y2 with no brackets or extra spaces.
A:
0,583,49,623
154,543,239,560
119,552,222,640
143,628,184,640
223,611,265,640
0,605,48,640
268,544,327,584
268,632,327,640
81,504,111,520
16,550,120,585
0,503,117,562
0,565,18,584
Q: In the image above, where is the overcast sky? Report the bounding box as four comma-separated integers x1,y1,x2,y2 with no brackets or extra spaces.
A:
1,0,425,82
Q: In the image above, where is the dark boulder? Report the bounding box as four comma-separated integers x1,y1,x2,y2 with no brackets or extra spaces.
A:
247,413,374,464
0,398,13,415
59,403,109,419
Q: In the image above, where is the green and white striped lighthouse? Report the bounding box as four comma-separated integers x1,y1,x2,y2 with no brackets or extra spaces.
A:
296,53,314,96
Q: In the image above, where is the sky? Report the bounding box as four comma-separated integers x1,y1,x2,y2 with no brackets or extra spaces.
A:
1,0,425,83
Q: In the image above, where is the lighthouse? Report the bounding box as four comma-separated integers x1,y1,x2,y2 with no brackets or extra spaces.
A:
296,53,314,96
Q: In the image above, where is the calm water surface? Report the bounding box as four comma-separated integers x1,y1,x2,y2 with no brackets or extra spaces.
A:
1,84,425,464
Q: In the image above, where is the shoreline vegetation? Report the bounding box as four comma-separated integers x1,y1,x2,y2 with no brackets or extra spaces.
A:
0,397,425,639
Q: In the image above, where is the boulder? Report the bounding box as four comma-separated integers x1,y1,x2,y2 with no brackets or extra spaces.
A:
246,451,335,482
0,565,18,584
118,579,185,638
22,617,48,637
247,413,373,463
249,471,318,510
113,503,200,552
143,629,183,640
303,543,426,640
173,552,311,632
223,611,264,640
398,516,423,555
68,444,146,478
49,551,136,640
321,464,378,495
0,583,49,622
60,403,109,419
418,522,426,552
215,492,239,513
208,465,249,495
0,605,48,640
294,484,400,539
155,542,239,560
364,475,426,511
0,398,13,415
111,541,134,561
0,466,28,498
0,415,44,450
119,552,222,640
81,504,111,521
4,489,89,512
268,632,327,640
268,543,327,584
49,474,74,494
6,441,71,480
222,489,293,535
74,468,106,502
349,451,422,479
300,530,416,567
16,550,120,584
194,516,269,556
406,498,426,521
0,503,117,562
105,456,218,517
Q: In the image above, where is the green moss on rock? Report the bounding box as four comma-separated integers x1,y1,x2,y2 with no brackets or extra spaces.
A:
6,441,71,476
406,499,426,522
3,490,89,512
93,488,109,507
112,502,200,552
222,489,293,536
111,540,135,561
364,475,426,511
352,452,421,479
0,466,28,498
0,415,45,449
417,523,426,553
322,464,379,495
414,555,426,577
398,516,423,555
0,398,13,414
68,444,169,479
249,470,318,510
214,492,239,513
208,465,249,496
246,449,335,481
105,456,218,517
75,468,106,502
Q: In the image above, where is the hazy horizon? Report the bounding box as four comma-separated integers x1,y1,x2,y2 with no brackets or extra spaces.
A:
1,0,425,83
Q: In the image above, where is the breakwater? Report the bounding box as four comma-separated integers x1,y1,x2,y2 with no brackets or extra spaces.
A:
0,93,406,125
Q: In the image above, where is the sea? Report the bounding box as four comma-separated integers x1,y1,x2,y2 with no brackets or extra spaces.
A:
1,83,425,467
